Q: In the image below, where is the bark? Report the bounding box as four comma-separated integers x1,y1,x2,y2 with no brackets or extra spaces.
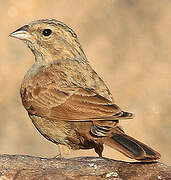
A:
0,154,170,179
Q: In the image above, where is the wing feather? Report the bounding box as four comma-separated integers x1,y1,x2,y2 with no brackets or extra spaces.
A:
20,63,133,121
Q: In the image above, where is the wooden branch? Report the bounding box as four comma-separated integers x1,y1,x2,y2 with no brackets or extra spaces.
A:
0,154,170,179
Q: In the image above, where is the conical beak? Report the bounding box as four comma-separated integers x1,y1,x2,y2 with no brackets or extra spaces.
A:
9,25,31,40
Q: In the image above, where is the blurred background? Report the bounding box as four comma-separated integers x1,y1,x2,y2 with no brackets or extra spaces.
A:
1,0,170,164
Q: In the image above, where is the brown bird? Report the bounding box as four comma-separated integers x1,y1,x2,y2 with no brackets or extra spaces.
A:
10,19,160,161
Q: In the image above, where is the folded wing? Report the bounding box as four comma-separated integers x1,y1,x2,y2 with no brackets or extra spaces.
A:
21,65,133,121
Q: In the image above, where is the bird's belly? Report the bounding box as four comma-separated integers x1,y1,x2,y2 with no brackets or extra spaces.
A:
29,114,70,146
29,115,97,150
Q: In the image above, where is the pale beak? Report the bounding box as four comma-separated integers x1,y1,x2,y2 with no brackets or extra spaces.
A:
9,25,31,41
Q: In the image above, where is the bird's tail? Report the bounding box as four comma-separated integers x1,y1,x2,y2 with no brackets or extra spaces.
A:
105,132,161,161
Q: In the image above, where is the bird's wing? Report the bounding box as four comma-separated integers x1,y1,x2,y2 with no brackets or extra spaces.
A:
21,63,133,121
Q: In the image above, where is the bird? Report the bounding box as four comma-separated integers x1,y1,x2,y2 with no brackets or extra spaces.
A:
9,19,161,161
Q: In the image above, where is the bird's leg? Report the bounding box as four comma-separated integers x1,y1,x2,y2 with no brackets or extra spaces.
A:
54,144,71,158
94,143,104,157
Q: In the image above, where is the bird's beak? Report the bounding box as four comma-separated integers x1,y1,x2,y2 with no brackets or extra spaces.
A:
9,25,31,41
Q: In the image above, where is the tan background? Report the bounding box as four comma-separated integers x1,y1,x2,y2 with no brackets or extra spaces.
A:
1,0,170,164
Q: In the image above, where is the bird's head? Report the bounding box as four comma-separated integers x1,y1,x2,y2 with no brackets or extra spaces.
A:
10,19,87,63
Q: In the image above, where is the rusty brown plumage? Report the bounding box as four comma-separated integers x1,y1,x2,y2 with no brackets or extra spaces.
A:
10,19,161,161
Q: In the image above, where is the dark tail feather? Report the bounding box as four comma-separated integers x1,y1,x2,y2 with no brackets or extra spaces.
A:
105,133,161,161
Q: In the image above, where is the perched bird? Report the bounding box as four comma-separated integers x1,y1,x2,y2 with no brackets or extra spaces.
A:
10,19,160,161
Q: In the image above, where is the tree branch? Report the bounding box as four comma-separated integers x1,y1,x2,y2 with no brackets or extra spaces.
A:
0,154,170,179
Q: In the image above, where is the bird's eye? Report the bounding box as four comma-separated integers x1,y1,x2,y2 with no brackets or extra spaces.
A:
42,29,52,36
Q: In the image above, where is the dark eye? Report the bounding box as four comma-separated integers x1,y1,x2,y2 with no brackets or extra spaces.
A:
42,29,52,36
